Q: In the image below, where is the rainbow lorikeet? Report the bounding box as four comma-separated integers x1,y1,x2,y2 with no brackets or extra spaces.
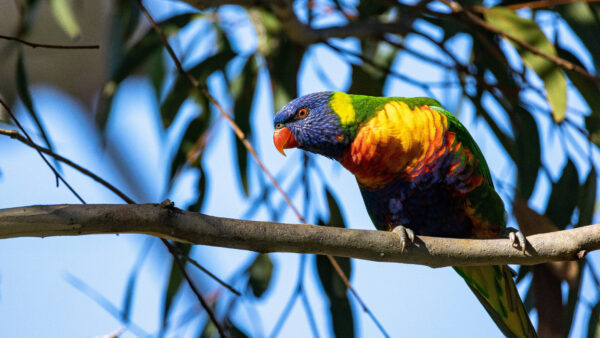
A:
273,92,537,337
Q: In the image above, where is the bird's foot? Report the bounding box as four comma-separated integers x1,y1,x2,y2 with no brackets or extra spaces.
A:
501,227,527,253
392,225,415,253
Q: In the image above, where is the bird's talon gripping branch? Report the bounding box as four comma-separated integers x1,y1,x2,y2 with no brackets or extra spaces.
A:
503,227,527,253
160,199,175,208
392,225,415,253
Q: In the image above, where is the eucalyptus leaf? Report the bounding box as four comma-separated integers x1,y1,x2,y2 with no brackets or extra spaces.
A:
50,0,81,39
316,189,354,337
485,7,567,122
247,254,274,298
512,106,540,199
587,299,600,338
545,159,579,229
577,167,597,227
16,53,57,165
162,243,191,329
232,55,259,196
559,2,600,71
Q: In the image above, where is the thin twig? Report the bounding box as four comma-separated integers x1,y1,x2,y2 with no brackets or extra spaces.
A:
0,127,133,203
505,0,600,10
179,249,241,296
162,238,226,337
440,0,600,83
0,34,99,49
0,99,85,203
325,41,449,96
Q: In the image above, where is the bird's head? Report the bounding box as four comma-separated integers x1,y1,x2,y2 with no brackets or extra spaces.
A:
273,92,350,159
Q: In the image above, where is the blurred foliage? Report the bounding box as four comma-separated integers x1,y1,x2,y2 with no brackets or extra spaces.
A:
3,0,600,336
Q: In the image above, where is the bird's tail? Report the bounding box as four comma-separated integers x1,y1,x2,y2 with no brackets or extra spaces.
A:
454,265,537,338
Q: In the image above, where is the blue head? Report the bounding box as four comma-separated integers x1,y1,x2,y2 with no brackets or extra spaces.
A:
273,92,349,159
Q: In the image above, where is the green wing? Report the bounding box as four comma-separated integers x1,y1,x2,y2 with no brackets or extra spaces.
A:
429,105,494,185
429,105,507,230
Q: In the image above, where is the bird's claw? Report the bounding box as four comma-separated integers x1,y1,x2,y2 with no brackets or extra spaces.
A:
503,227,527,253
392,225,415,253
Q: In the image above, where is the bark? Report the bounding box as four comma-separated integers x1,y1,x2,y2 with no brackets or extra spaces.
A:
0,203,597,267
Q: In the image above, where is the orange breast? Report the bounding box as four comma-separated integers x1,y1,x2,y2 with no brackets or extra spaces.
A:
340,102,448,188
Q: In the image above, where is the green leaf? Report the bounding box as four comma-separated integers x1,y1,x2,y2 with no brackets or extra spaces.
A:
512,106,540,199
316,189,354,337
113,14,198,84
200,320,217,338
162,243,191,328
563,260,585,337
16,0,42,37
188,167,208,212
484,7,567,122
247,254,273,298
96,13,199,129
555,46,600,145
349,41,397,96
264,27,305,110
556,47,600,118
121,268,137,322
356,0,390,19
329,296,355,338
577,167,597,227
522,283,534,314
49,0,81,39
107,0,140,76
316,254,354,338
472,97,516,161
16,53,56,162
227,321,250,338
545,159,579,229
515,265,531,284
231,55,259,196
455,0,483,7
122,239,152,322
168,101,211,185
559,2,600,71
532,264,563,334
160,31,235,128
325,187,345,229
148,49,166,98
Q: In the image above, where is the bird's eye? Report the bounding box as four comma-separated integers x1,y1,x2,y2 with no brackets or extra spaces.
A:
297,108,308,119
275,123,284,129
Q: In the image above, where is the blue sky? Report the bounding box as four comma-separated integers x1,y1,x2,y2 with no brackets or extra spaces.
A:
0,1,598,337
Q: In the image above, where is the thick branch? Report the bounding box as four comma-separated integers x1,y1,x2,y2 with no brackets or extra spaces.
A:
1,203,597,267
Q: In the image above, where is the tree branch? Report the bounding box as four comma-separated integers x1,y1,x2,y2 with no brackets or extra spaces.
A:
1,203,597,268
182,0,411,45
440,0,600,83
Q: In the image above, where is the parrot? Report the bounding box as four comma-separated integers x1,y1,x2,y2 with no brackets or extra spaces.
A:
272,91,537,337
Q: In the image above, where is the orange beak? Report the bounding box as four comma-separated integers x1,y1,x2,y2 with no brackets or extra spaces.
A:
273,127,299,156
